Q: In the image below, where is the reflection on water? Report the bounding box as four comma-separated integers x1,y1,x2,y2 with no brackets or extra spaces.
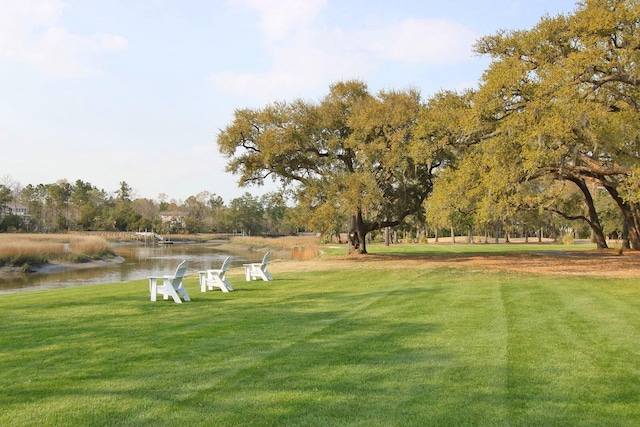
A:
0,243,261,294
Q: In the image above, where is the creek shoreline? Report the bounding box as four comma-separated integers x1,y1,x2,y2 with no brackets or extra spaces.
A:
0,256,126,277
0,240,286,278
0,234,309,281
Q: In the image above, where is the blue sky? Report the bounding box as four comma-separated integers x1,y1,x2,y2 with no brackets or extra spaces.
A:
0,0,578,203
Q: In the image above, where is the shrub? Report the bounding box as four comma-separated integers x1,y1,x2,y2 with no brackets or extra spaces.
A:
561,233,575,245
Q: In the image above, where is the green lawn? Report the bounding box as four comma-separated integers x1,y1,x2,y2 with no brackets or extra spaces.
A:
1,247,639,426
323,241,600,256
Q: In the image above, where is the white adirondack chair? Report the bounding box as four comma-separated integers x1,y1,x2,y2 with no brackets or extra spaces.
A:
198,256,234,292
243,252,273,281
149,260,191,303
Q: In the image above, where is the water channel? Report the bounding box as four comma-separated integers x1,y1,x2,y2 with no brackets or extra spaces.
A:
0,243,261,294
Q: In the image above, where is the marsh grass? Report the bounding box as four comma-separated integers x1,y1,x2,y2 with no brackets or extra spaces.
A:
1,253,639,426
290,245,321,260
66,236,113,261
0,240,63,267
0,234,114,267
233,235,321,260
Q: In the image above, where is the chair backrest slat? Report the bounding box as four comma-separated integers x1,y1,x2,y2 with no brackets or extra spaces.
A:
220,256,230,272
172,260,188,285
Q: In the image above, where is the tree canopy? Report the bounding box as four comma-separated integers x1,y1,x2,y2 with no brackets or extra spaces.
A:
424,0,640,249
218,80,445,253
218,1,640,252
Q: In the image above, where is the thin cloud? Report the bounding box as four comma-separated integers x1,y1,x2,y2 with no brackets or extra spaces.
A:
212,29,373,102
0,0,128,77
213,2,479,101
230,0,327,41
362,18,479,65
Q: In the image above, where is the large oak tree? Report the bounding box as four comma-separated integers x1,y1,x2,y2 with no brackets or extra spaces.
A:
217,80,443,253
437,0,640,249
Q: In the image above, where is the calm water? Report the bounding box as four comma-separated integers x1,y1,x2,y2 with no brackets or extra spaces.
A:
0,243,261,294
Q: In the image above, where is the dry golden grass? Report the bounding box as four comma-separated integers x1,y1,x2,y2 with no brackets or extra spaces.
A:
290,245,321,260
68,236,113,259
232,235,321,260
0,234,114,267
232,235,318,246
0,240,63,266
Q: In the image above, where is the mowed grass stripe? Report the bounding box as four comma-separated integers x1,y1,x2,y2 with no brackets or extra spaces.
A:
0,264,639,426
501,275,640,424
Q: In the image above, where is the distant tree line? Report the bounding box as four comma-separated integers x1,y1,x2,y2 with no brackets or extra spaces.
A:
0,178,300,236
0,174,619,246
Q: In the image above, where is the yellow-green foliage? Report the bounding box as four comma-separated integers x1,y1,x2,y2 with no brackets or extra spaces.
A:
561,233,575,245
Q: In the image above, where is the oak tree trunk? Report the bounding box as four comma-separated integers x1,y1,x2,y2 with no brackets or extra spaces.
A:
570,177,608,249
348,212,368,254
602,183,640,250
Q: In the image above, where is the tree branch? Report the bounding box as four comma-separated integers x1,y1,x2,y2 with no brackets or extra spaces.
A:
544,207,591,226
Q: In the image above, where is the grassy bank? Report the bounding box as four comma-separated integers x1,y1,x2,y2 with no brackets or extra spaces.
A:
0,234,115,270
0,249,639,426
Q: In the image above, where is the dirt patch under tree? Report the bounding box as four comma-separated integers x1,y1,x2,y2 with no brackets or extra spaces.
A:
268,248,640,279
